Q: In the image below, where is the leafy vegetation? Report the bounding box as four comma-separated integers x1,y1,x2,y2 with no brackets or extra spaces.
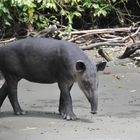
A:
0,0,139,36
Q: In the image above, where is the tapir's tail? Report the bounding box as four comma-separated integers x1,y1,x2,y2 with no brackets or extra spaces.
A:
0,71,4,80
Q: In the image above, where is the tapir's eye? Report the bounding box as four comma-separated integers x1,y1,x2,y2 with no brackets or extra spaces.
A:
82,81,90,89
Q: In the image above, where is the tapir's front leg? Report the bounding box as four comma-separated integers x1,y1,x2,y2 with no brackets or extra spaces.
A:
4,74,25,115
59,83,73,116
58,82,76,120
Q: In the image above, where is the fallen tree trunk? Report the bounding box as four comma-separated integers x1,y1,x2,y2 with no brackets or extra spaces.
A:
71,27,133,35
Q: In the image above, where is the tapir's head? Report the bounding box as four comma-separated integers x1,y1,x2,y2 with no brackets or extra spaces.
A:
76,60,106,114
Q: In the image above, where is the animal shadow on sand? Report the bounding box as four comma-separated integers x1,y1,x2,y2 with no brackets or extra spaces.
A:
0,110,93,123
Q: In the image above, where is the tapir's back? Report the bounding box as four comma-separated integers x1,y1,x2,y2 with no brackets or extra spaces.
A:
5,38,90,68
5,38,84,58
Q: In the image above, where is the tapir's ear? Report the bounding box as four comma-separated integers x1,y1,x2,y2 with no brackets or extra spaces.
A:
76,60,86,72
96,61,106,71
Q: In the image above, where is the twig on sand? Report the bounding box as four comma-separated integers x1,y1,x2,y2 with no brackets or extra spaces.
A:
98,49,113,61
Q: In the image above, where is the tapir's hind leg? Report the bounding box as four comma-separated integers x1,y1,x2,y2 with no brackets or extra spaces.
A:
0,82,8,108
4,74,25,115
58,82,76,120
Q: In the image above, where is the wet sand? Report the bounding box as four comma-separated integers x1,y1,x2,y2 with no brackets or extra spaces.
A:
0,63,140,140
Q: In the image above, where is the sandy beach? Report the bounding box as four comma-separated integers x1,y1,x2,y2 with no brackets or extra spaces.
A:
0,58,140,140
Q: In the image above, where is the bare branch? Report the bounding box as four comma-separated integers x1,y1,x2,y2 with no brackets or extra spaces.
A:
81,42,125,50
71,27,132,35
0,38,16,44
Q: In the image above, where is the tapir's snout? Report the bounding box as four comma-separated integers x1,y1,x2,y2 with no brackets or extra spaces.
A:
78,80,98,115
90,103,98,114
91,111,97,114
89,90,98,115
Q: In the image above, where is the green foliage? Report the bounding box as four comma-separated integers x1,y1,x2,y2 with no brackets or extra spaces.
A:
0,0,132,32
0,1,13,26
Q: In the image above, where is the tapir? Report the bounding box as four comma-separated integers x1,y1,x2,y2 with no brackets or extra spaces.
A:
0,38,106,120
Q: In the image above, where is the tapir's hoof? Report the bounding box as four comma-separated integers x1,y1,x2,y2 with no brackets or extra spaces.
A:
62,112,77,120
14,110,27,115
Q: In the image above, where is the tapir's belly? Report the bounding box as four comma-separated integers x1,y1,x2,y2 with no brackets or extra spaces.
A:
24,75,57,84
1,56,59,83
21,68,57,83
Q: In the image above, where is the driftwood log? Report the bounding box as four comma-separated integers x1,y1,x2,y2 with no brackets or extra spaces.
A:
79,26,140,50
119,42,140,59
